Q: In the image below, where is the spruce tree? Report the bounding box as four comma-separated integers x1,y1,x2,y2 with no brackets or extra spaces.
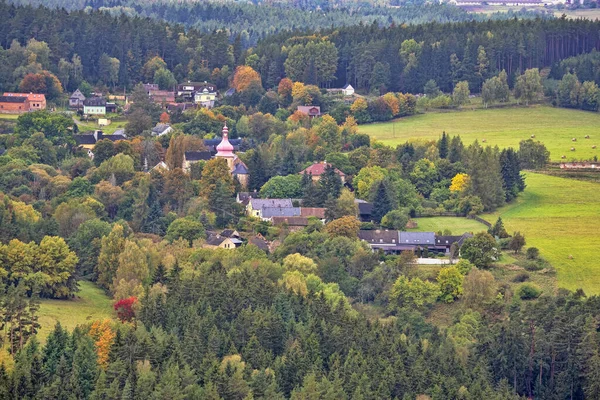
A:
438,132,449,159
248,150,267,191
372,181,393,223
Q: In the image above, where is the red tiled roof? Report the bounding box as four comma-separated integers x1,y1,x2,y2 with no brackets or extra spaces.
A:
3,92,46,102
300,208,326,218
299,162,345,177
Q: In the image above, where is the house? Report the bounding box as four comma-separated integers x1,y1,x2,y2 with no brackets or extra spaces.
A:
143,83,159,95
149,90,175,104
300,208,326,219
69,89,86,108
236,191,259,206
248,235,270,253
177,81,217,100
150,161,170,172
297,106,321,118
106,102,118,113
272,216,311,231
358,230,401,253
342,84,355,96
3,93,46,111
73,130,128,151
194,88,217,108
204,234,243,250
0,95,30,114
182,151,212,173
247,199,294,218
355,200,373,222
435,233,473,254
299,161,346,184
220,229,241,239
261,207,302,220
152,123,173,137
83,97,107,115
399,232,436,247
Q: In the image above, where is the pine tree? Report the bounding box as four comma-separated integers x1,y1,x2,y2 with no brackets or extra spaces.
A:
372,181,392,223
248,150,267,191
319,165,342,200
280,149,297,176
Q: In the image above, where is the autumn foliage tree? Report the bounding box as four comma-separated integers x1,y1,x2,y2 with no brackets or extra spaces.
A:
19,71,63,99
88,319,116,368
232,65,262,92
114,297,137,322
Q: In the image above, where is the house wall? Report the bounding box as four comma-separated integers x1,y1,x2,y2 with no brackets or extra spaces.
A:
84,106,106,115
0,101,29,113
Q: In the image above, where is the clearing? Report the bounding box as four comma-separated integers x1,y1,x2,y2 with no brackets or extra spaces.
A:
485,172,600,294
37,280,114,342
359,105,600,161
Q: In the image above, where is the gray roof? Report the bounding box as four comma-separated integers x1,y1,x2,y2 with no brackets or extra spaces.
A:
249,198,293,209
83,97,106,107
184,151,212,162
399,232,436,245
358,230,399,245
435,233,473,247
152,124,171,135
70,89,86,100
232,163,249,174
261,207,301,218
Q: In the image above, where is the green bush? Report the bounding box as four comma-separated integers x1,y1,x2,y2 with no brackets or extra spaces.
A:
526,247,540,260
513,272,530,283
517,283,542,300
523,260,543,271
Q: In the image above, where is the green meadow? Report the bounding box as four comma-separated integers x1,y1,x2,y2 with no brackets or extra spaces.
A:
408,216,487,235
359,105,600,162
37,281,114,342
484,172,600,294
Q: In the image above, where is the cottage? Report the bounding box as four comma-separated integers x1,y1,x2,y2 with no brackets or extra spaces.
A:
204,234,242,250
83,97,107,115
435,233,473,254
69,89,86,108
299,161,346,184
248,235,270,253
152,123,173,137
342,84,355,96
297,105,321,118
3,93,46,111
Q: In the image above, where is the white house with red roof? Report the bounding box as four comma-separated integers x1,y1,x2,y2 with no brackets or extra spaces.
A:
299,161,346,184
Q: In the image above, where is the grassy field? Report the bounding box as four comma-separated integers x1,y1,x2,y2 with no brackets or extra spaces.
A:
408,216,487,235
359,105,600,161
484,172,600,294
75,116,127,134
37,281,114,342
0,114,20,120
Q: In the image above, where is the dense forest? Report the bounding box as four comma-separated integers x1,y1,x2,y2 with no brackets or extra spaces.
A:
4,0,550,46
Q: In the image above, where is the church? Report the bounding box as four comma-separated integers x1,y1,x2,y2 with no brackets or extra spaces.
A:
183,124,249,187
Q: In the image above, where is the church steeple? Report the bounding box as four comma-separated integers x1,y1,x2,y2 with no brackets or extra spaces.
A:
215,123,235,168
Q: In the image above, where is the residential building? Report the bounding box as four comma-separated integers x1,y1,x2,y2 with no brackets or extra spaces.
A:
177,81,217,99
204,234,242,250
151,123,173,137
342,84,355,96
83,97,107,115
236,191,259,206
182,151,212,173
149,90,175,104
3,93,46,111
358,230,468,255
297,105,321,118
299,161,346,184
143,83,159,94
194,88,217,108
73,130,128,157
0,95,30,114
166,102,197,113
248,234,270,253
247,199,294,218
69,89,86,108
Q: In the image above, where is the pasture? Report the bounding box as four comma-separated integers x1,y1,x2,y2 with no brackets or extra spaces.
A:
359,106,600,161
485,172,600,295
37,281,114,342
408,216,487,235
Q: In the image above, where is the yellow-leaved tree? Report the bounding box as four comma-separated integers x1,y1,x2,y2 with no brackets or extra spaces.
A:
450,173,470,192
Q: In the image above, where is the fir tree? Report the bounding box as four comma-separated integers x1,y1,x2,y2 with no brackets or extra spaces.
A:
438,132,449,159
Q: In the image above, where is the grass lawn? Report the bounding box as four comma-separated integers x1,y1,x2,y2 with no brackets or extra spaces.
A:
408,216,488,235
37,281,114,343
75,117,127,135
359,105,600,162
0,114,20,120
484,172,600,294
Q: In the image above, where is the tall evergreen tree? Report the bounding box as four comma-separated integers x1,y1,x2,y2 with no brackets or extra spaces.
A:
372,181,393,223
438,132,449,159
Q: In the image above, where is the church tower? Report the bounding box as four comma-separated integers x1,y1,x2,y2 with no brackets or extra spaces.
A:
215,123,236,170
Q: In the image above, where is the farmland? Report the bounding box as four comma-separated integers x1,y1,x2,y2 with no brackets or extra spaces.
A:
359,105,600,162
484,172,600,294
